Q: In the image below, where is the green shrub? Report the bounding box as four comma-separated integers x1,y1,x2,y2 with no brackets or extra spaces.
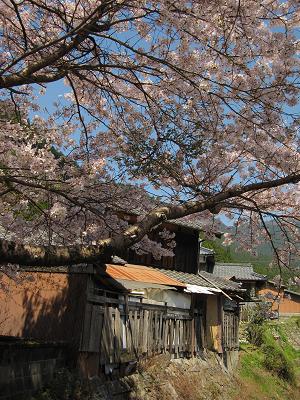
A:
262,342,295,383
245,303,268,346
246,322,265,346
245,308,297,384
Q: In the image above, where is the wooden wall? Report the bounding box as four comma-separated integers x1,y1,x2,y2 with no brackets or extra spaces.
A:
205,296,222,353
222,311,239,350
127,229,199,274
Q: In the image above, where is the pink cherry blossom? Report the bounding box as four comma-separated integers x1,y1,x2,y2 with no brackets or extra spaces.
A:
0,1,298,269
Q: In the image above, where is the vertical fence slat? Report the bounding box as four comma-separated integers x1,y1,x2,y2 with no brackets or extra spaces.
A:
154,311,158,353
80,303,93,351
147,310,152,355
174,319,179,357
91,300,217,367
169,319,174,355
126,310,133,355
159,312,163,352
89,305,103,353
100,306,113,364
163,318,168,352
142,310,149,354
114,308,122,363
138,310,143,354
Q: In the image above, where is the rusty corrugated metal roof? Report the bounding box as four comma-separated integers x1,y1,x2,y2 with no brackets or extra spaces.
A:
105,264,186,287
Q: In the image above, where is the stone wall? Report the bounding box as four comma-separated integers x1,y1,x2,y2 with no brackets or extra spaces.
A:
0,339,68,400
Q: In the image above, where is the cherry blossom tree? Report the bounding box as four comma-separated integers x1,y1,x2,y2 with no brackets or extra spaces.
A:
0,0,299,269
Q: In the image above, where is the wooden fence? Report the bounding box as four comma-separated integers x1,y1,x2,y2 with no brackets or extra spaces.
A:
80,298,204,365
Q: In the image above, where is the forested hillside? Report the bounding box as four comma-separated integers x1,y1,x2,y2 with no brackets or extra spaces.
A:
203,221,300,293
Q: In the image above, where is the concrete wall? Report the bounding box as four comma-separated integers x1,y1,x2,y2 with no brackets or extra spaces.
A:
0,340,67,400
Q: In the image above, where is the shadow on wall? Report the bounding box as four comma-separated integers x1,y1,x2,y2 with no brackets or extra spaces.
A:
22,272,87,350
0,270,87,352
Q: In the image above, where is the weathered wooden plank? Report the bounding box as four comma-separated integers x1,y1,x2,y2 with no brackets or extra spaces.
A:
231,314,233,348
186,320,189,353
163,318,168,353
194,316,198,354
236,314,240,348
182,320,185,353
227,313,230,348
169,319,174,354
179,319,183,352
127,310,133,354
147,310,152,355
223,311,227,349
80,302,93,351
231,314,233,347
174,319,179,357
146,310,150,355
183,320,187,353
100,306,114,364
138,310,144,354
191,319,195,355
134,310,138,352
159,312,163,351
87,294,121,305
233,314,236,347
229,313,231,346
183,319,187,353
154,311,158,353
200,315,205,350
148,311,155,356
89,305,103,353
114,308,122,363
223,313,226,349
142,310,149,354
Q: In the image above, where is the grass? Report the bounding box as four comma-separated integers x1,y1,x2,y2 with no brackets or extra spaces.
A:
233,317,300,400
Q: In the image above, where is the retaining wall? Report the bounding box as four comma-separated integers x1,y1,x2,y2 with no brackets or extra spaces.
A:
0,339,68,400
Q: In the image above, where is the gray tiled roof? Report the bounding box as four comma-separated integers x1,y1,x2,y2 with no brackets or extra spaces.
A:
213,263,267,281
168,218,223,239
168,217,206,231
155,267,243,292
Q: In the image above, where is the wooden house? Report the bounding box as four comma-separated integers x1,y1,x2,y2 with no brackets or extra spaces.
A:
123,217,205,273
212,262,267,300
0,264,242,379
0,217,244,387
257,280,300,316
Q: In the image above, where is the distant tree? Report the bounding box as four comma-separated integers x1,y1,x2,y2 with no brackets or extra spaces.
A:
202,239,233,263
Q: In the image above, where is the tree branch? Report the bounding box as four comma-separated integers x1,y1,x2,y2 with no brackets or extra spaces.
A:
0,173,299,266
